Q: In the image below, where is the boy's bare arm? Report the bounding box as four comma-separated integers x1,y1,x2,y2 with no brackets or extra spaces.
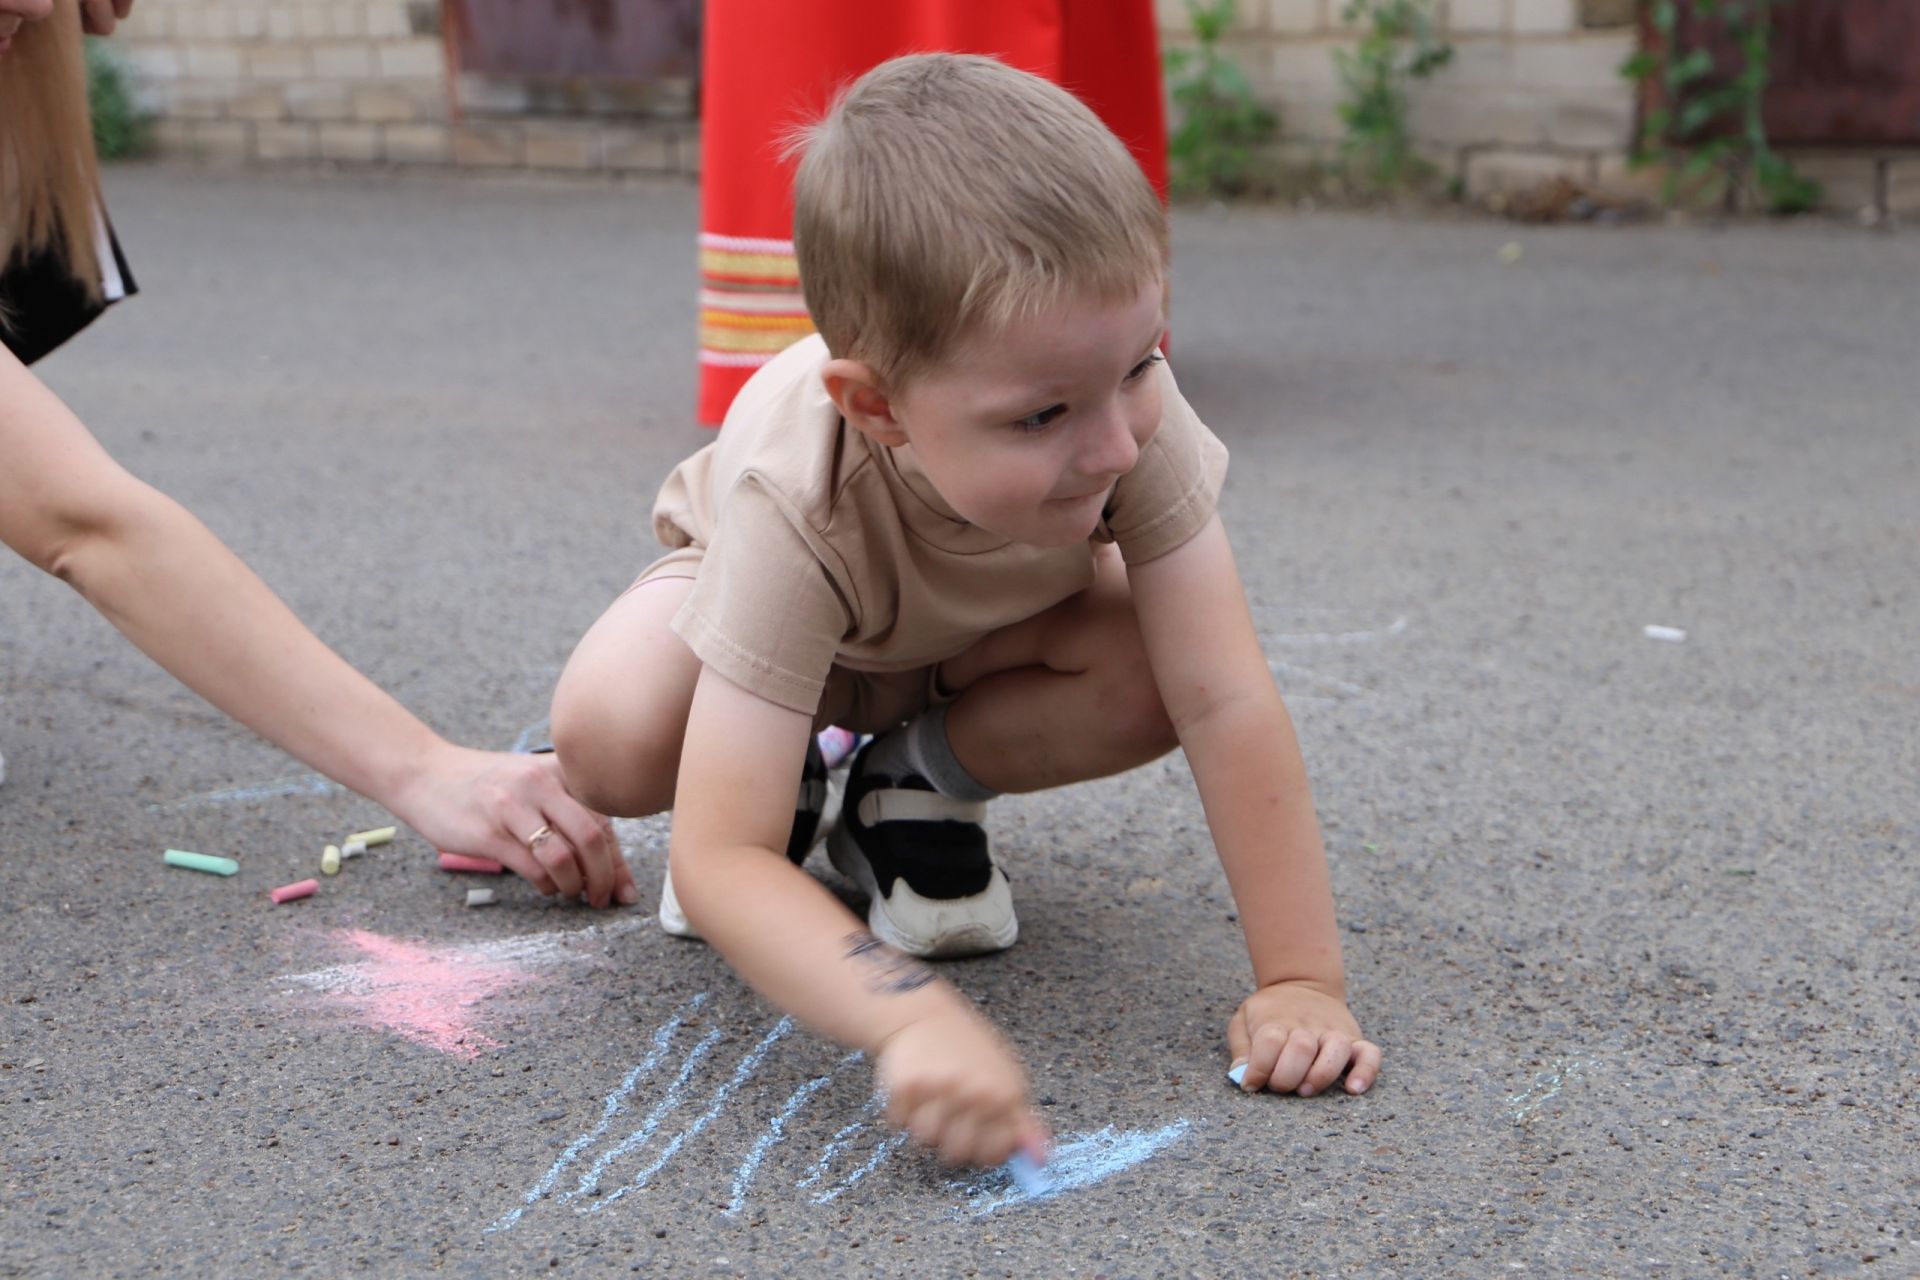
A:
670,667,1045,1164
1128,514,1381,1095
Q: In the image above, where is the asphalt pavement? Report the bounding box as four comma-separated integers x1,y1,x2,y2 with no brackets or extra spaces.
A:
2,163,1915,1277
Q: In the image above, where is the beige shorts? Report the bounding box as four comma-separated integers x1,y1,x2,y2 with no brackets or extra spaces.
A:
629,548,952,734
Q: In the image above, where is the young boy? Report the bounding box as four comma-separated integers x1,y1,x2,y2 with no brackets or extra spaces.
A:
552,53,1380,1170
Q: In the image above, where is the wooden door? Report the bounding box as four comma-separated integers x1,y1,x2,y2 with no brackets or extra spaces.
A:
1765,0,1920,144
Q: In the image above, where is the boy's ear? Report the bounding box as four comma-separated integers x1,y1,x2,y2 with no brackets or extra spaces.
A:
822,359,908,447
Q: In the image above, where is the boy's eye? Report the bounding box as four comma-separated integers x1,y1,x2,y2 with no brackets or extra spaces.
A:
1014,404,1065,432
1125,352,1166,382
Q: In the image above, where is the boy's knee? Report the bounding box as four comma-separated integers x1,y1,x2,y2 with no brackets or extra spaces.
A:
1093,636,1178,761
550,691,670,818
1106,667,1179,759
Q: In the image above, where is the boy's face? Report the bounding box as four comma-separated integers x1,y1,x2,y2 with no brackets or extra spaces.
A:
879,279,1169,547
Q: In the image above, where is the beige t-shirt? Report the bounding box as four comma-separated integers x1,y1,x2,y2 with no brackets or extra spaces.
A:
652,335,1229,716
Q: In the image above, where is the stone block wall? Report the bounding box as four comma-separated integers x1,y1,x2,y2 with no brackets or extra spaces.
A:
103,0,1914,214
107,0,699,176
1156,0,1641,195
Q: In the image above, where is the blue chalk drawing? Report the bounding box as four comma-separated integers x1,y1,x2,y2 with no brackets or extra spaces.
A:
1506,1057,1598,1123
565,1026,727,1202
814,1131,910,1204
947,1121,1193,1217
725,1056,857,1216
795,1111,879,1191
509,715,552,754
486,993,707,1233
588,1017,796,1211
494,1001,1192,1229
163,770,342,808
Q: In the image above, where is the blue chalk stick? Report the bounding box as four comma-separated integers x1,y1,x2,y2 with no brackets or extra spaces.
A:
1006,1151,1051,1197
1227,1062,1248,1087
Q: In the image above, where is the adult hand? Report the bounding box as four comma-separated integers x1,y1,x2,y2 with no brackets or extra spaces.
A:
391,744,637,908
1227,980,1380,1096
80,0,133,36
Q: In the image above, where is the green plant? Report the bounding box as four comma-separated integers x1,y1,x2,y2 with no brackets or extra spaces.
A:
1163,0,1278,198
86,38,147,160
1619,0,1820,214
1333,0,1452,193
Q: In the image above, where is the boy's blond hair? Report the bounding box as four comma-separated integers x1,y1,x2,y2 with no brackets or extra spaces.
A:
791,53,1167,392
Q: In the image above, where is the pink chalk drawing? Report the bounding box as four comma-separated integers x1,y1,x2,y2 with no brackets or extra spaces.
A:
284,928,541,1059
277,919,649,1058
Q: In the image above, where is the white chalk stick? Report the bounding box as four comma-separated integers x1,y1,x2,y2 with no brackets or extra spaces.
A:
340,839,368,859
466,889,497,908
1227,1062,1248,1087
1643,624,1687,643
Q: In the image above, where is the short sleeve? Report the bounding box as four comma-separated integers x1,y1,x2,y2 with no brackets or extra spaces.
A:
1100,363,1231,564
670,474,852,715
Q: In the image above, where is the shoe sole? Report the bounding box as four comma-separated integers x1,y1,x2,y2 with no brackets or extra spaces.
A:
658,768,846,942
826,821,1018,960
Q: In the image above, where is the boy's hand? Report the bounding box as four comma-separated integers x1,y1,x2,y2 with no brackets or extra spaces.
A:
1227,981,1381,1097
875,1009,1049,1169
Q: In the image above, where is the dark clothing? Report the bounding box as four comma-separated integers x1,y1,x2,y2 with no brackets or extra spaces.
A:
1,213,136,366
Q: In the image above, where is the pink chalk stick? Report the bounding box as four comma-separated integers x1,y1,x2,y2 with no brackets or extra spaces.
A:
437,851,505,875
271,878,319,904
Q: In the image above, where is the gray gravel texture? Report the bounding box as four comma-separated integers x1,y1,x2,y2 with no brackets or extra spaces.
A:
2,165,1915,1278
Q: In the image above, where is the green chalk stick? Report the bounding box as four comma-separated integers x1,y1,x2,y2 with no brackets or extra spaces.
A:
164,849,239,876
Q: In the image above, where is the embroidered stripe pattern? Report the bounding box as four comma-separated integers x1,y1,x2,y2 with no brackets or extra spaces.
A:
698,232,813,373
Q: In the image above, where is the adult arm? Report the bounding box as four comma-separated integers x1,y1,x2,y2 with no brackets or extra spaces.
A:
0,347,631,904
1129,513,1381,1095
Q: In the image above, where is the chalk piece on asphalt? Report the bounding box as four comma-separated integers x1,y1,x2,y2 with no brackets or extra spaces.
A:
271,878,319,904
340,839,367,859
466,889,498,908
320,844,341,876
1498,241,1524,264
1643,624,1687,643
1006,1151,1052,1197
1227,1062,1249,1088
438,851,505,875
163,849,239,876
346,825,396,847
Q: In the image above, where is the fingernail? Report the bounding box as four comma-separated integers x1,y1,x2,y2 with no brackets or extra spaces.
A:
1226,1062,1247,1087
617,883,639,905
1298,1085,1316,1098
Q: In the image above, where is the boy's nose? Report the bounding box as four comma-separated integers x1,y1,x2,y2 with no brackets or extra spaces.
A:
1082,404,1142,479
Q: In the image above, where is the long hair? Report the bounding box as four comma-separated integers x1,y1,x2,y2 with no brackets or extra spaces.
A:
0,4,105,300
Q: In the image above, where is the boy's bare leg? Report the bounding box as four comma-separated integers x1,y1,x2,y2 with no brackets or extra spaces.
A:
549,578,702,818
936,543,1177,795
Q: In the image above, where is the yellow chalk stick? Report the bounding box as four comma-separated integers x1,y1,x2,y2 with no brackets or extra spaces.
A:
345,826,396,847
321,844,341,876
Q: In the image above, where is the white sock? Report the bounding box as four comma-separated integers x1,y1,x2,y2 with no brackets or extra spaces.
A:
862,704,998,802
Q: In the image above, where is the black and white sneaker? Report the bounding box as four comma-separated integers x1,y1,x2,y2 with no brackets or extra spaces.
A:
659,736,843,939
826,742,1017,959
